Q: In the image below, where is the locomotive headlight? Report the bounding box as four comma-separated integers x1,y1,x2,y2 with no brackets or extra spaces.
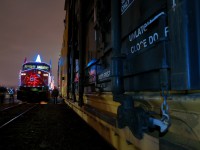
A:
21,73,26,76
43,74,49,77
38,71,41,74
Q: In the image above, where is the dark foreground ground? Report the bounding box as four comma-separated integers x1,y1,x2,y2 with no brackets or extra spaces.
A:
0,104,116,150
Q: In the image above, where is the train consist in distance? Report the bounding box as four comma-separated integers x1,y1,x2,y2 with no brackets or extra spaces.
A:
17,55,54,102
59,0,200,149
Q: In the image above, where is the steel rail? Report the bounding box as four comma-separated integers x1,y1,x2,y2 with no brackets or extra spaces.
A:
0,105,37,129
0,103,26,112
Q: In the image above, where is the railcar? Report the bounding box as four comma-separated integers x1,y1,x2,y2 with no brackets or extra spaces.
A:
17,55,53,102
59,0,200,149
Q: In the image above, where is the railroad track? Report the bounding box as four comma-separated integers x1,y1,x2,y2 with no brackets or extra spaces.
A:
0,104,37,129
0,102,26,111
0,104,115,150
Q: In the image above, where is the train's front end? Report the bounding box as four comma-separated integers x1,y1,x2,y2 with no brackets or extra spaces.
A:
17,55,53,102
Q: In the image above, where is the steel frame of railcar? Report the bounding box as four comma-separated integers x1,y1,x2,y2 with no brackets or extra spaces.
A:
58,0,200,150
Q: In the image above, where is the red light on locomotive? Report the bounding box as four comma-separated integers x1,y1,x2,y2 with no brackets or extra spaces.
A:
24,73,43,86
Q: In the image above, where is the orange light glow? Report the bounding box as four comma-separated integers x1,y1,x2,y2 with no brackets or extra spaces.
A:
40,101,48,104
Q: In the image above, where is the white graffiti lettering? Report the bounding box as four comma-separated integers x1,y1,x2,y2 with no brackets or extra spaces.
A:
129,12,165,42
129,24,147,41
148,32,159,45
130,32,161,54
131,39,147,54
121,0,135,15
165,27,169,37
98,70,110,80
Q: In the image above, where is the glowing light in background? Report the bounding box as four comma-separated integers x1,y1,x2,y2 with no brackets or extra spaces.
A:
35,54,41,62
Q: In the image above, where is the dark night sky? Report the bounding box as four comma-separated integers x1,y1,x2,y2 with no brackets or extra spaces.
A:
0,0,65,87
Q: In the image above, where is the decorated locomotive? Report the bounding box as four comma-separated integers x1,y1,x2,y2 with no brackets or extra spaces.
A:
17,55,54,102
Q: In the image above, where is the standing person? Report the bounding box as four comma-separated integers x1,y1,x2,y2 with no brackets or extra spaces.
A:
0,87,6,104
8,88,14,103
52,87,59,104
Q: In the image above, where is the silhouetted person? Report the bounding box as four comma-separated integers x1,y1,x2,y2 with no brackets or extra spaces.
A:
52,87,59,104
0,94,5,104
0,87,6,104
